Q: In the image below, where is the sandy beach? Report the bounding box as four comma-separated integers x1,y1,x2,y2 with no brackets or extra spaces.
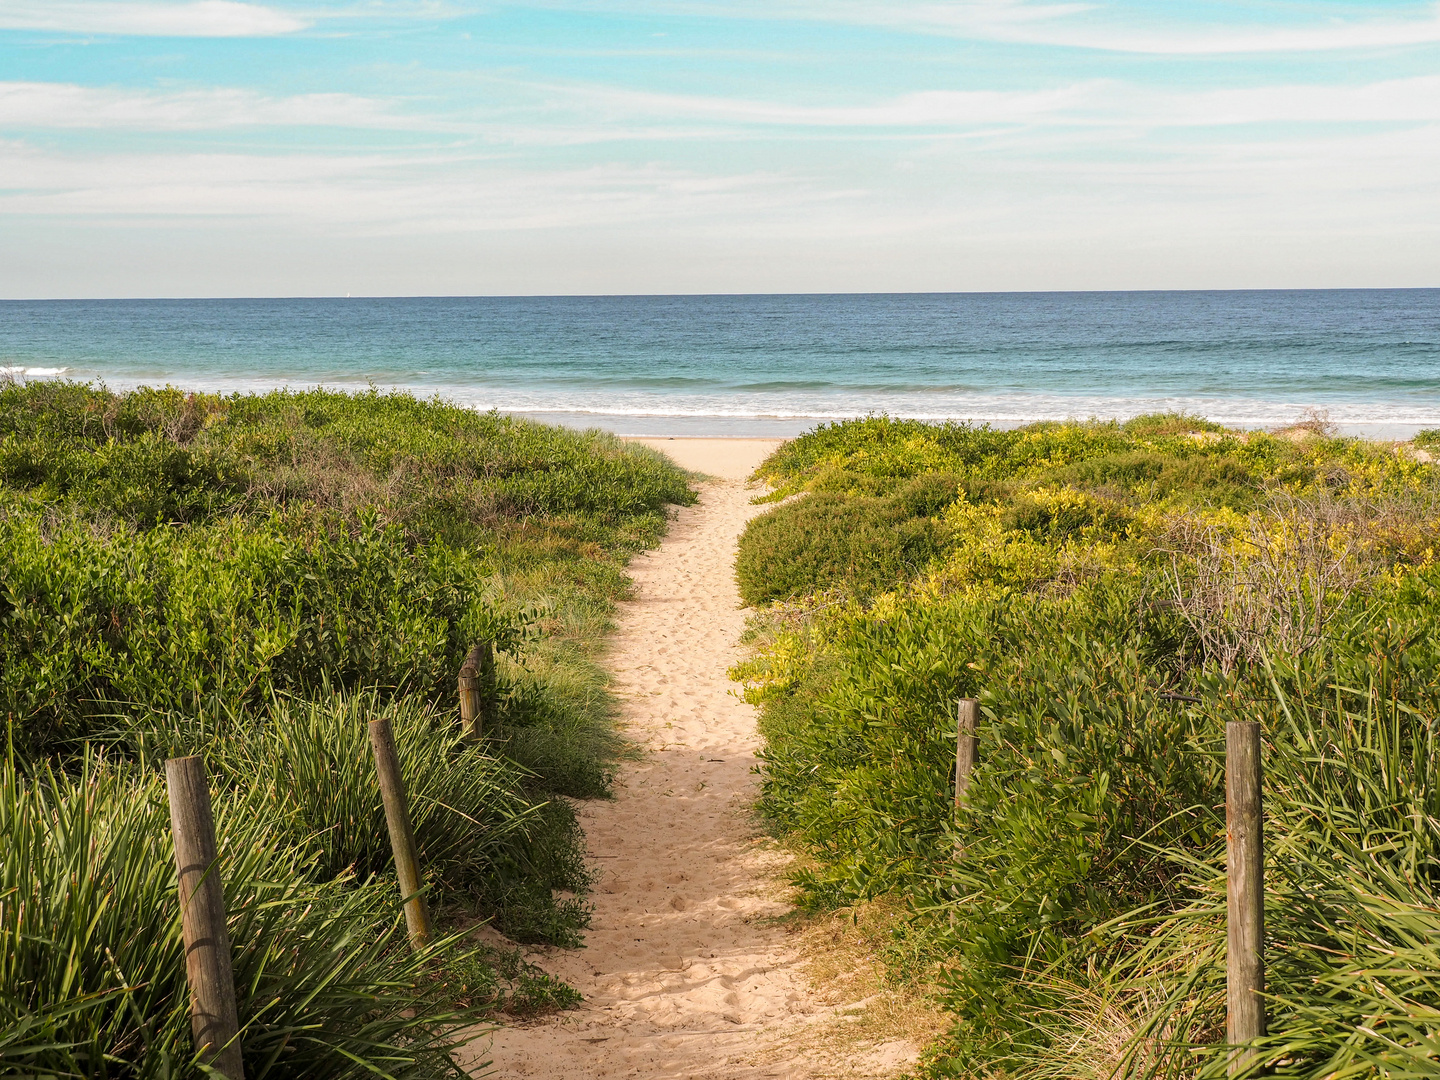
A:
466,438,923,1079
626,437,781,480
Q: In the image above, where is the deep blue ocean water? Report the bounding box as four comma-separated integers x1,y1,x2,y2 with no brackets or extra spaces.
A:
2,291,1437,437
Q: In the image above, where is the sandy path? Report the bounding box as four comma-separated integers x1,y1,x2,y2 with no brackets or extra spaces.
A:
466,438,902,1079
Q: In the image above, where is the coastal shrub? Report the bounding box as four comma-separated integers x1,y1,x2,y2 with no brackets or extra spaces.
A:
1,382,697,1073
0,382,693,775
735,475,957,604
734,415,1440,1080
0,506,521,756
0,428,249,523
751,413,1425,505
1121,411,1227,438
1042,450,1255,508
998,488,1132,542
941,654,1440,1080
0,381,693,539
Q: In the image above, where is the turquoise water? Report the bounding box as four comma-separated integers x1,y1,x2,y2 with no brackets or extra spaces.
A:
2,291,1437,437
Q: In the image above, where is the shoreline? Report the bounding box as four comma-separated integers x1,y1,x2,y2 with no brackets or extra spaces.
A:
4,374,1433,441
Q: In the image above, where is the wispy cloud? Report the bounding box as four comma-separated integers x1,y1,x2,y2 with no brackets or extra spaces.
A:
549,0,1440,54
4,114,1435,237
0,142,834,233
530,73,1440,133
0,1,308,37
1004,8,1440,54
572,81,1094,128
0,82,404,129
4,0,1438,292
11,70,1440,143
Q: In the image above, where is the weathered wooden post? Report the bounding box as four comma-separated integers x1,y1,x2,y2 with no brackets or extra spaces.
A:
458,640,494,740
954,697,979,808
165,756,245,1080
368,716,432,949
1226,719,1265,1070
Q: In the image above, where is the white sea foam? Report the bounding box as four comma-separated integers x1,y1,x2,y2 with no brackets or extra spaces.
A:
0,365,69,378
74,370,1440,438
429,388,1440,430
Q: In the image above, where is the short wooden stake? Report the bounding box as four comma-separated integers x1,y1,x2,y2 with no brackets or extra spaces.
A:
458,640,494,740
1226,720,1265,1070
954,697,979,807
368,716,431,948
165,756,245,1080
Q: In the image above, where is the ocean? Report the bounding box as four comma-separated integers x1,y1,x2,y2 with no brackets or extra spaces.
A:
2,291,1437,437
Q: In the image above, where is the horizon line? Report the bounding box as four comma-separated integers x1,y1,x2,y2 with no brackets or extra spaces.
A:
6,286,1440,302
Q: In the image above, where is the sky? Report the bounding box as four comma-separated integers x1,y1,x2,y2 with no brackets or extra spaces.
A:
1,0,1439,296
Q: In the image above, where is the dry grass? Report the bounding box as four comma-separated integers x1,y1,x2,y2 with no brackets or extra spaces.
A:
752,867,951,1079
1270,407,1338,442
1158,481,1440,673
1157,493,1373,672
796,900,949,1037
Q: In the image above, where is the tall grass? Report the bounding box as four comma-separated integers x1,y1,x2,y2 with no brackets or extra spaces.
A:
112,691,592,944
0,748,487,1079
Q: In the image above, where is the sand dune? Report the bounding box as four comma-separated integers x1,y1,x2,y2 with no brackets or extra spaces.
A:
466,439,922,1079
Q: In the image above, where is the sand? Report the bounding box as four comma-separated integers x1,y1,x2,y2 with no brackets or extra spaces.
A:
624,436,780,480
463,439,922,1079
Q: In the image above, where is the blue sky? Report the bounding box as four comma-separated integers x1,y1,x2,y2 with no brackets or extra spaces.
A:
2,1,1439,295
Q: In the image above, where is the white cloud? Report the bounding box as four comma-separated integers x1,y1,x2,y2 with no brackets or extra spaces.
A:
555,0,1440,54
0,82,404,129
7,71,1440,143
0,142,834,233
1169,76,1440,126
540,73,1440,131
1014,10,1440,54
2,120,1437,294
828,0,1440,54
2,111,1436,240
574,82,1097,128
0,1,307,37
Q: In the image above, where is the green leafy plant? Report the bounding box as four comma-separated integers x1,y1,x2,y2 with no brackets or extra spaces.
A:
1,382,699,1075
733,414,1440,1079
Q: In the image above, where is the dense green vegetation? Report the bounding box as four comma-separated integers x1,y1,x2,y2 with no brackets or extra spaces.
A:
0,381,694,1078
733,414,1440,1079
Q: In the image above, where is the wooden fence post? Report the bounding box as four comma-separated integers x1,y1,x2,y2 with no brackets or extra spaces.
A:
458,640,494,741
954,697,979,808
368,716,431,949
1226,719,1265,1070
166,756,245,1080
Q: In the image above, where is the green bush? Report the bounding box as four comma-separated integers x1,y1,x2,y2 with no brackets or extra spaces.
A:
1121,411,1227,438
735,476,957,604
0,506,519,756
1,382,697,1075
734,415,1440,1080
939,649,1440,1080
0,382,692,537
